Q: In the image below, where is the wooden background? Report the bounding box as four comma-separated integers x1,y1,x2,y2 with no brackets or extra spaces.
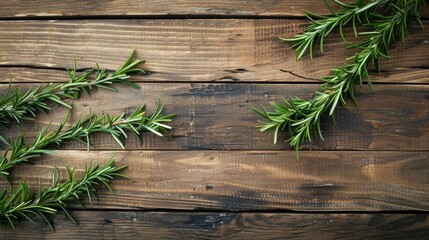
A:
1,1,428,239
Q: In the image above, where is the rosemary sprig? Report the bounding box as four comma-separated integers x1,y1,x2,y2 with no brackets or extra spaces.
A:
0,50,144,126
0,101,175,183
281,0,387,60
0,158,126,230
255,0,426,159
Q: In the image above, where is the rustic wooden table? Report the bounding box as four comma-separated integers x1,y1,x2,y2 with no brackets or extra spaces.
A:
1,1,428,239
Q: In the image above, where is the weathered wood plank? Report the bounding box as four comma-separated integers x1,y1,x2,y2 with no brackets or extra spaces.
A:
3,211,429,239
4,150,429,211
2,65,428,84
0,1,369,18
0,19,428,84
1,1,428,18
1,83,427,151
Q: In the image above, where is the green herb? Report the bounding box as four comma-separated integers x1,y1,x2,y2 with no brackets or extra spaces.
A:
281,0,383,60
0,158,126,230
0,101,174,184
254,0,427,159
0,50,144,126
0,50,175,230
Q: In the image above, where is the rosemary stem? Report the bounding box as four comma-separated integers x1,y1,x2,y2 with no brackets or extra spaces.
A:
0,101,174,183
0,158,126,230
0,50,143,126
255,0,426,157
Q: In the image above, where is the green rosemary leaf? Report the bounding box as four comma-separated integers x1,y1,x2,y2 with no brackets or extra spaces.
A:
0,158,126,230
56,204,77,226
0,50,145,126
281,0,383,60
0,102,175,182
256,0,427,159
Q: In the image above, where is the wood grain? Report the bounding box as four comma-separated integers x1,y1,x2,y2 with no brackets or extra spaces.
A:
4,150,429,211
0,1,371,18
1,1,428,18
1,83,427,151
2,211,429,239
0,19,428,84
1,0,428,237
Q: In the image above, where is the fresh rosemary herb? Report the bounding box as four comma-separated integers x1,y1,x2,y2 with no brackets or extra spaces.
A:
281,0,384,60
254,0,427,159
0,158,126,230
0,50,144,126
0,50,175,230
0,101,175,184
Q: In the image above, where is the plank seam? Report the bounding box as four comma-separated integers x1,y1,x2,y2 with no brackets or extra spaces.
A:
0,15,428,21
0,81,428,86
62,208,429,214
0,15,309,21
25,149,429,152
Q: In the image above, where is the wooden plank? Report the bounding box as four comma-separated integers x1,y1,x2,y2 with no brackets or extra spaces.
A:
4,150,429,211
3,211,429,239
1,1,428,18
2,65,428,84
0,1,366,18
0,19,428,84
2,83,427,151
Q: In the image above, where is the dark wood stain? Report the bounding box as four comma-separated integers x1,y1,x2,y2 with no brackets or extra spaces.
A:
2,211,429,239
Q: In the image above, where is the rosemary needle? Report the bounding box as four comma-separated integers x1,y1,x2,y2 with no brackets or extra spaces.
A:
0,50,144,126
0,101,175,184
0,157,126,231
0,50,176,230
255,0,427,159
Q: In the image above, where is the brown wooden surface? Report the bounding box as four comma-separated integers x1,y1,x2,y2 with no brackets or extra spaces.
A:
3,65,428,84
0,19,428,84
2,83,428,151
3,211,429,239
0,0,428,238
3,150,429,211
1,0,428,18
0,1,374,18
